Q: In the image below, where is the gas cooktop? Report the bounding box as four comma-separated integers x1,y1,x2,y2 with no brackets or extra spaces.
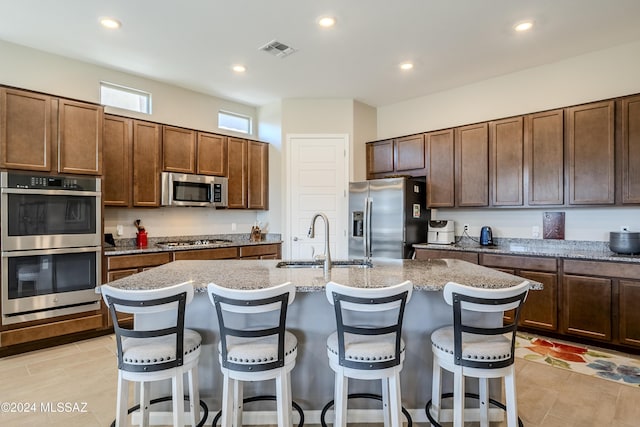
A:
156,239,232,248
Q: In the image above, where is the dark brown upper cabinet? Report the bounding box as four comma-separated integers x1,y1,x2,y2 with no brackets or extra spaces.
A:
0,88,55,171
132,120,162,207
366,139,394,179
567,100,615,205
197,132,228,176
58,99,103,176
162,125,196,173
394,134,426,175
490,116,523,206
525,109,564,205
426,129,455,207
247,140,269,210
455,122,489,207
621,95,640,204
227,137,248,208
103,115,132,207
1,87,102,176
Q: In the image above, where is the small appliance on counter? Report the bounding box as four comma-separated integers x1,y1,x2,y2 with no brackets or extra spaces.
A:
479,226,494,246
427,220,455,245
609,231,640,254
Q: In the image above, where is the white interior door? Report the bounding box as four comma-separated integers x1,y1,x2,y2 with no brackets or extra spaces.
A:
286,134,349,260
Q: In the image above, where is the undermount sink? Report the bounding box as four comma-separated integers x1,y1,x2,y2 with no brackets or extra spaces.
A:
276,260,373,269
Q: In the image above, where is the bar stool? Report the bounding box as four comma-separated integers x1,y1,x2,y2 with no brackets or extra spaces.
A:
322,280,413,427
207,281,299,427
426,280,530,427
101,281,203,427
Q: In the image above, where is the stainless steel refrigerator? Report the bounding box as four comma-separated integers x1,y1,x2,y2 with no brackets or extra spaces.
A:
349,177,429,259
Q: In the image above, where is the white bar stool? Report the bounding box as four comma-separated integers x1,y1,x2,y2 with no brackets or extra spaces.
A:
322,280,413,427
426,280,530,427
207,281,299,427
101,281,203,427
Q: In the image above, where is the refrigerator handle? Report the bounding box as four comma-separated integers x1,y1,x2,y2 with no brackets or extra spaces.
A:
365,197,373,259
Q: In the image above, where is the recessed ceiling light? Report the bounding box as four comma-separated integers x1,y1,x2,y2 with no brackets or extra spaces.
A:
514,20,534,32
100,17,121,29
232,65,246,73
318,16,336,28
399,62,414,71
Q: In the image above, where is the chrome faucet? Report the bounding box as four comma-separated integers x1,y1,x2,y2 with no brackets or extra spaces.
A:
308,212,331,274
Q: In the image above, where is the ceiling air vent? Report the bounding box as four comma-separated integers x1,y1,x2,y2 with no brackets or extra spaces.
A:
259,40,296,58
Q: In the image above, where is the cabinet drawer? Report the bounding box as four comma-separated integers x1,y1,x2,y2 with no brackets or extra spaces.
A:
415,249,478,264
174,247,238,260
563,259,640,279
107,252,172,270
107,269,139,282
0,314,103,347
481,254,557,272
239,244,280,258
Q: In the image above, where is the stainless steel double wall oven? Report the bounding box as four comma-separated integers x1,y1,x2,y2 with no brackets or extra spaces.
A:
1,172,101,325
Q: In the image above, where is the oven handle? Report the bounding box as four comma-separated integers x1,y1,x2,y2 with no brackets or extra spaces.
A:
1,246,102,257
1,188,101,197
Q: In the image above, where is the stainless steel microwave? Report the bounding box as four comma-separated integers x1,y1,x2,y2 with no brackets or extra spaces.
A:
161,172,228,207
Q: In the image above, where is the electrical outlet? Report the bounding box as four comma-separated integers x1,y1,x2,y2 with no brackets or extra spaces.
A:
532,226,540,238
463,224,469,232
231,223,237,231
621,225,630,232
116,224,123,236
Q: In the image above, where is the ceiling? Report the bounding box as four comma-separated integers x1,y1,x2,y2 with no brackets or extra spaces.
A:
2,0,640,108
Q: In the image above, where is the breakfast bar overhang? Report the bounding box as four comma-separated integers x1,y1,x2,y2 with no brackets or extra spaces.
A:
101,258,540,424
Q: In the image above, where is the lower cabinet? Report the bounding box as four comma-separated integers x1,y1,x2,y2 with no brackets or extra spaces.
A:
173,247,238,260
562,274,612,341
239,244,282,259
480,254,558,333
562,259,640,349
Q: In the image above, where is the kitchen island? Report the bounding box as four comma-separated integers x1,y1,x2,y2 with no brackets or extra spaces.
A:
102,259,539,424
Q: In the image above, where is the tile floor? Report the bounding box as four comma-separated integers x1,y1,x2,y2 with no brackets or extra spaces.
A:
0,334,639,426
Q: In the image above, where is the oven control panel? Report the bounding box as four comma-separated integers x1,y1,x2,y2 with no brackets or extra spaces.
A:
3,172,100,191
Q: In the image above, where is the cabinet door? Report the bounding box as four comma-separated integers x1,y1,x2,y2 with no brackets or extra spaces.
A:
227,137,248,208
248,140,269,210
455,122,489,206
366,139,394,179
621,95,640,204
562,274,612,341
58,99,103,175
567,101,615,204
426,129,455,207
162,126,196,173
0,88,54,171
525,109,564,205
490,117,523,206
103,115,132,206
619,279,640,348
518,270,557,331
197,132,228,176
395,134,425,174
132,120,162,207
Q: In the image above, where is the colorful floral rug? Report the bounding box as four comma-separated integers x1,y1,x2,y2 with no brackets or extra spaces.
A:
515,333,640,387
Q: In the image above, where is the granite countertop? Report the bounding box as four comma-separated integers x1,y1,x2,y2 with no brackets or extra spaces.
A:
104,233,282,256
99,258,541,293
414,237,640,263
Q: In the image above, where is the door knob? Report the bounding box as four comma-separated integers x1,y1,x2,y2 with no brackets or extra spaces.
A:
293,237,299,241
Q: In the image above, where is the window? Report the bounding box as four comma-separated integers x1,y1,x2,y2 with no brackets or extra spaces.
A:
218,110,252,134
100,82,151,114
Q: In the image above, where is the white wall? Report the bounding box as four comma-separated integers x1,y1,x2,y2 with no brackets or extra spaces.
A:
352,101,377,182
0,40,267,238
257,101,284,234
378,40,640,241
